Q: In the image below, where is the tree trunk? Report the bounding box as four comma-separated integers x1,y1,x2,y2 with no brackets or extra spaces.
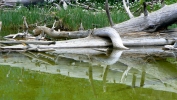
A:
113,3,177,34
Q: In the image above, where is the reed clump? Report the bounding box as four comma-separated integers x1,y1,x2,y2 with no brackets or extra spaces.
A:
0,2,129,32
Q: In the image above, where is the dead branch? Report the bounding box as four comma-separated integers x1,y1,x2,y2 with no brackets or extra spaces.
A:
23,16,28,29
143,2,148,16
122,0,134,19
59,0,68,10
53,3,62,11
105,0,114,26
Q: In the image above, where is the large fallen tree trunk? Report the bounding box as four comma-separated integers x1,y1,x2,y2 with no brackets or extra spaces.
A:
113,3,177,34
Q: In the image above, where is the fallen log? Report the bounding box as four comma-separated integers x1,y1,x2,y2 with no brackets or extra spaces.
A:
0,36,112,51
33,27,129,49
0,40,55,45
0,34,175,51
113,3,177,34
32,26,176,47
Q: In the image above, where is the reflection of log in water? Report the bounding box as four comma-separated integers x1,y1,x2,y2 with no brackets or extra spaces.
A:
103,65,109,92
88,66,97,98
132,73,136,88
1,47,177,93
140,67,146,87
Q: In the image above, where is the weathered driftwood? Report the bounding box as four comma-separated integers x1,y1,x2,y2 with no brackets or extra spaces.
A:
33,25,176,47
0,34,175,51
0,40,55,45
31,3,177,49
113,3,177,34
0,36,112,51
33,27,129,49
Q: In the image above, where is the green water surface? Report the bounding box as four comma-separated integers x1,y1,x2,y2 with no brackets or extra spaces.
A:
0,49,177,100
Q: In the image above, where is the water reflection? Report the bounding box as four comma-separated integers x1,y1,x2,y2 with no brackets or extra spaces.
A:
1,46,177,94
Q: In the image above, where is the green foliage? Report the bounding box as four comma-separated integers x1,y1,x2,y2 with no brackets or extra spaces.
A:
0,0,177,35
0,6,45,29
0,4,129,32
56,7,128,30
139,0,145,4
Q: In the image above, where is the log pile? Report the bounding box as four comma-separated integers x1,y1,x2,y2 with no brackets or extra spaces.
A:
1,2,177,51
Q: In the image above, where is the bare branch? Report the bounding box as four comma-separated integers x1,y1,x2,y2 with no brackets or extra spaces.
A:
122,0,134,19
105,0,114,26
23,16,28,29
59,0,68,10
143,2,148,16
78,22,84,31
161,0,166,7
53,3,62,11
52,20,57,30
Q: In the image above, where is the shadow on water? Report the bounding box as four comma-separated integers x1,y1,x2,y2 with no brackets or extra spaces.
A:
1,47,177,99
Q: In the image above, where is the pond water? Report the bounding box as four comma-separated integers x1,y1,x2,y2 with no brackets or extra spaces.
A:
0,47,177,100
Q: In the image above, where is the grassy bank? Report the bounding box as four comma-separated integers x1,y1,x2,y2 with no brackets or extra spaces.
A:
0,1,177,34
0,4,129,32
